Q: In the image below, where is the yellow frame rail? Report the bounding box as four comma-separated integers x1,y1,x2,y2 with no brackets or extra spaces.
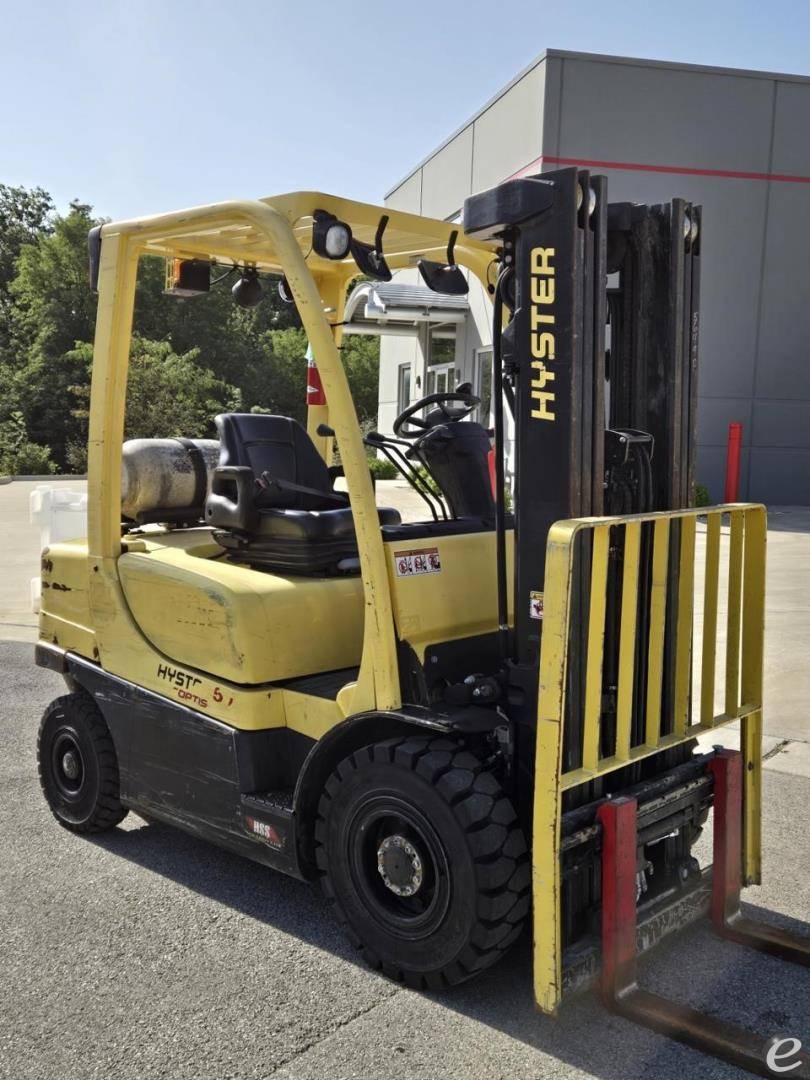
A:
531,503,766,1014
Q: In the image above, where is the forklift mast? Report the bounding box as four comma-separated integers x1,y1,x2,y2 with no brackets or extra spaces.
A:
465,166,700,657
464,167,701,796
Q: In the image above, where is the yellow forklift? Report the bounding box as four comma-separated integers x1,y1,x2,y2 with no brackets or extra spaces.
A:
35,172,809,1076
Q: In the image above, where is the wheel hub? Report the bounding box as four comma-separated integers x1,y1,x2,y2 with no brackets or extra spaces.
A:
61,750,80,781
376,834,423,897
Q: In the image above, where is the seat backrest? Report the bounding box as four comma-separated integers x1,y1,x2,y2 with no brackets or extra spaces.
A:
417,422,496,522
215,413,332,510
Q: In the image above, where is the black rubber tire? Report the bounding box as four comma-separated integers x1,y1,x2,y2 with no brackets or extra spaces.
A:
314,735,530,989
37,692,128,833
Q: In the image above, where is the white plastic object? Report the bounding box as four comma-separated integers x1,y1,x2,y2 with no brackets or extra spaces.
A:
29,485,88,612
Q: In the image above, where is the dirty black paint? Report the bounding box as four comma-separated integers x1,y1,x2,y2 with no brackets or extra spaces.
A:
66,655,304,878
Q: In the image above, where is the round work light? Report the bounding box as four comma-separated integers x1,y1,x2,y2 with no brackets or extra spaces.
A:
232,267,263,308
312,211,352,260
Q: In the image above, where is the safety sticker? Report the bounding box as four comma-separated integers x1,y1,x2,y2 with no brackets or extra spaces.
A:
529,591,544,620
394,547,442,577
245,815,286,850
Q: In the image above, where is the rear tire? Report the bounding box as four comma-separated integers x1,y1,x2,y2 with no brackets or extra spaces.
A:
314,736,529,989
37,692,128,833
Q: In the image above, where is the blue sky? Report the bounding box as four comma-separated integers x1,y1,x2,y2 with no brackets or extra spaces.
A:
1,0,807,219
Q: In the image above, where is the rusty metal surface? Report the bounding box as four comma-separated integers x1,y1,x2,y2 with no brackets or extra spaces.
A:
561,874,712,997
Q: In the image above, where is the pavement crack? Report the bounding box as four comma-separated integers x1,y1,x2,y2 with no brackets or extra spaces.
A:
265,986,404,1075
763,739,792,761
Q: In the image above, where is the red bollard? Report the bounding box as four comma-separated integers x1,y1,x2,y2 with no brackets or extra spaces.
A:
724,422,743,502
487,447,497,499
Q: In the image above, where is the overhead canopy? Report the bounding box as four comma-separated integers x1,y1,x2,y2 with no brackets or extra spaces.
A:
343,282,469,337
102,192,497,281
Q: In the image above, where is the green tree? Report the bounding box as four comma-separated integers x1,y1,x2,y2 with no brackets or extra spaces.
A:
0,186,382,471
3,201,100,463
241,327,309,421
132,256,303,391
0,184,54,344
341,333,380,422
124,338,241,440
0,410,56,476
238,328,382,424
67,338,241,470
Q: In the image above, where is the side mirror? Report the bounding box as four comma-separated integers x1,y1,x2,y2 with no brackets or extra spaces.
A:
417,230,468,296
417,259,468,296
350,214,392,282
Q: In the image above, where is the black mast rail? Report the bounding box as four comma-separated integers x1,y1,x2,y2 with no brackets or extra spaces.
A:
463,170,702,820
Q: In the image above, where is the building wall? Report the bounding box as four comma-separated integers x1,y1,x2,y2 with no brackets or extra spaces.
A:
382,50,810,504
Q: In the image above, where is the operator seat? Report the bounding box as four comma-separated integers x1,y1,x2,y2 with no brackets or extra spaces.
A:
205,413,400,573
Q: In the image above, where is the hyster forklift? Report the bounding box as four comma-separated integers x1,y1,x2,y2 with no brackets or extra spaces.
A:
36,171,809,1076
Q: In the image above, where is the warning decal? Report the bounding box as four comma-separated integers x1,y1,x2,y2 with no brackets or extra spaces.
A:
245,815,286,850
529,591,544,620
394,547,442,577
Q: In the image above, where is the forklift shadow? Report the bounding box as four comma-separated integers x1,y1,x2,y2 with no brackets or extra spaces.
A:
89,816,810,1079
763,507,810,533
433,904,810,1077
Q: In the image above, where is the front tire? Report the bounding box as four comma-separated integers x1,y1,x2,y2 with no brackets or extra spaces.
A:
314,736,529,989
37,693,128,833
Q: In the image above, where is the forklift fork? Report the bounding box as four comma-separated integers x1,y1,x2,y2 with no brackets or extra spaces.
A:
598,749,810,1078
709,750,810,967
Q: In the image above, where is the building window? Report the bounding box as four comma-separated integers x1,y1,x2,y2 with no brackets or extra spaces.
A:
426,323,457,396
397,362,411,415
475,347,493,423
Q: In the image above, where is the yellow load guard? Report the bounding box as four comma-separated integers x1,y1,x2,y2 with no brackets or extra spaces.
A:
533,504,766,1013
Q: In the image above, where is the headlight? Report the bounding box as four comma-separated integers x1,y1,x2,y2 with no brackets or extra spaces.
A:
313,211,352,260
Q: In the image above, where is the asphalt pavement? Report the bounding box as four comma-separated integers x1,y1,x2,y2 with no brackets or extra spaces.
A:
1,640,809,1080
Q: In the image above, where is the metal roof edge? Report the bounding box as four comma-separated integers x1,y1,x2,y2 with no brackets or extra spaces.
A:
545,48,810,85
384,48,810,203
383,50,551,201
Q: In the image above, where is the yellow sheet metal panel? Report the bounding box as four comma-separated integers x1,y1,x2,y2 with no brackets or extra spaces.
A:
118,542,365,684
533,521,578,1016
582,525,610,773
725,509,744,718
40,544,288,731
385,530,515,655
741,505,766,883
39,540,94,645
644,518,670,748
615,521,641,762
700,512,721,726
283,689,344,742
673,516,697,736
741,506,766,709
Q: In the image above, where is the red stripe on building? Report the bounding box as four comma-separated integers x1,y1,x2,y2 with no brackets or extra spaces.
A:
508,153,810,185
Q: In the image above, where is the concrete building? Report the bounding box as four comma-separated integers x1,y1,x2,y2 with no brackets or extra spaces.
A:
362,50,810,503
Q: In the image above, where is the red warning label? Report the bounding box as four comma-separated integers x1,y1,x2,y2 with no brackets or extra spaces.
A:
394,547,442,577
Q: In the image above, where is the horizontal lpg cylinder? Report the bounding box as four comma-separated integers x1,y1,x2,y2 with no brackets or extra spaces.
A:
121,438,219,519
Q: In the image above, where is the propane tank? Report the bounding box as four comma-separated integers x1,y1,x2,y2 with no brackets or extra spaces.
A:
121,438,219,520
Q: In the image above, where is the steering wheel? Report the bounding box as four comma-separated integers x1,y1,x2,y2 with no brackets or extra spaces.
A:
393,387,480,440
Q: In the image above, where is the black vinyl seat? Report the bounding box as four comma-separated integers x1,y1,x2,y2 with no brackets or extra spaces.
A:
205,413,400,573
